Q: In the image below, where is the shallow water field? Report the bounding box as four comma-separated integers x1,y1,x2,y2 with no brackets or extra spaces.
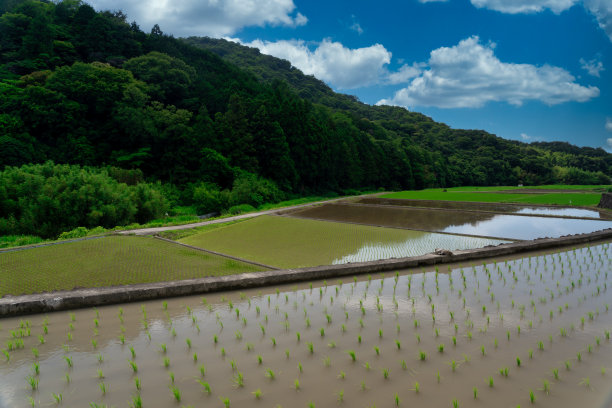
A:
357,198,612,219
1,243,611,408
291,203,612,240
178,215,508,268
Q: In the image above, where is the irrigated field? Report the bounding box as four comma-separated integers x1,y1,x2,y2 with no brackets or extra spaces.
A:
178,215,508,269
1,243,610,408
382,186,607,206
0,236,265,297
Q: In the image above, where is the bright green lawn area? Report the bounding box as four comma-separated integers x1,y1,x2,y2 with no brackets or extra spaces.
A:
0,236,265,297
179,215,506,269
382,188,603,206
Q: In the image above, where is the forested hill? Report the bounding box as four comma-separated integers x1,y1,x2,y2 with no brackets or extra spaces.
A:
0,0,611,238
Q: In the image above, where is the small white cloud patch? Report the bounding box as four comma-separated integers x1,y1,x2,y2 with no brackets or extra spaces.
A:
521,133,531,141
580,58,604,77
470,0,579,14
378,36,599,109
606,117,612,132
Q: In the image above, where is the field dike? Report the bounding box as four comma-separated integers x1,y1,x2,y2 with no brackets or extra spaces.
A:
1,228,611,317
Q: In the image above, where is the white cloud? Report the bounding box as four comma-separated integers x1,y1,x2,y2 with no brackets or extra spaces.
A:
580,57,604,77
467,0,612,41
470,0,579,14
583,0,612,41
418,0,449,2
241,39,392,89
606,117,612,132
521,133,531,140
88,0,307,37
378,36,599,109
387,63,423,84
607,138,612,149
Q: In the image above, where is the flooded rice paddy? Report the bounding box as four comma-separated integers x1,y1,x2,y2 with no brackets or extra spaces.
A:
357,198,612,219
290,203,612,241
1,243,611,408
178,215,508,269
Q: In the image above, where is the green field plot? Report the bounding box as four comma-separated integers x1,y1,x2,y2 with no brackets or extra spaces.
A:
179,215,507,269
0,236,265,297
383,187,604,206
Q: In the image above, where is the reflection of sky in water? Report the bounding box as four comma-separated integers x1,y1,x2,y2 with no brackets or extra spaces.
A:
442,215,612,240
515,208,603,218
332,234,508,264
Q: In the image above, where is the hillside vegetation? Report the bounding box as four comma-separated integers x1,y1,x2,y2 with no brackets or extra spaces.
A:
0,0,610,239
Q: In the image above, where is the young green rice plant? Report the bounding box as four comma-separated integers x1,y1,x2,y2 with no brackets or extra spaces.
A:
163,357,170,368
452,336,457,346
134,376,141,391
413,381,420,393
473,386,478,399
579,377,590,388
452,399,458,408
99,382,107,395
565,360,571,370
529,389,535,404
364,361,371,370
32,362,40,375
438,343,445,353
320,328,325,337
358,335,362,344
160,343,167,353
528,349,533,359
374,346,380,356
400,359,407,370
516,356,522,367
271,337,276,346
294,378,300,390
170,385,181,402
97,353,104,363
382,368,390,379
338,370,346,379
552,368,559,379
265,368,276,380
296,332,301,342
323,356,331,367
221,348,226,357
52,392,63,404
347,350,357,362
416,334,421,344
337,389,345,402
298,362,303,373
38,335,45,344
64,356,73,368
577,351,582,362
500,367,509,377
233,372,244,387
27,375,38,390
449,359,458,372
541,379,550,395
131,394,142,408
419,350,427,361
307,342,314,353
488,376,494,387
197,380,212,394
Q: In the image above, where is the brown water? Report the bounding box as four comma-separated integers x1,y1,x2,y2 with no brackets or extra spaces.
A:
358,198,612,219
1,243,611,408
291,203,612,240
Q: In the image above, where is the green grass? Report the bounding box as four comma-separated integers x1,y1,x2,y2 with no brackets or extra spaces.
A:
382,186,606,206
179,215,505,269
0,236,265,297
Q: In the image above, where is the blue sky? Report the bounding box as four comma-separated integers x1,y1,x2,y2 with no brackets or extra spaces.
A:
89,0,612,150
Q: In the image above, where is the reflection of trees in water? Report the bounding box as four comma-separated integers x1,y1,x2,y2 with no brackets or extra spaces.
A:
293,203,497,230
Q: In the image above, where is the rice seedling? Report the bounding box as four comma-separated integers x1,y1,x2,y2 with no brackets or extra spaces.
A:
473,387,478,399
364,361,371,370
565,360,571,370
553,368,559,379
338,370,346,379
419,350,427,361
99,382,106,395
541,379,550,395
131,395,142,408
27,375,38,390
577,351,582,362
257,355,263,364
516,356,521,367
452,336,457,346
64,356,73,368
298,362,303,373
374,346,380,356
438,343,445,353
52,393,63,404
358,335,362,344
529,349,533,359
170,385,181,402
382,368,390,379
347,350,357,362
307,342,314,353
221,348,226,357
134,376,141,390
452,399,459,408
233,372,244,387
488,376,494,387
529,389,535,404
197,380,212,394
579,377,590,388
265,368,276,380
449,359,458,372
500,367,509,377
413,382,420,393
271,337,276,346
294,378,301,390
163,357,170,368
400,359,407,370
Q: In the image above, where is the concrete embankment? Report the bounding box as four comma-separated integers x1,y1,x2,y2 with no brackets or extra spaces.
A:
1,228,611,317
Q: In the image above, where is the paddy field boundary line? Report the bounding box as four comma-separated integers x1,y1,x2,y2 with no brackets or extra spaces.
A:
1,228,610,317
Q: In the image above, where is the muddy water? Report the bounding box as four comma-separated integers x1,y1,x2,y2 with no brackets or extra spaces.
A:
291,203,612,240
1,243,611,408
357,197,612,219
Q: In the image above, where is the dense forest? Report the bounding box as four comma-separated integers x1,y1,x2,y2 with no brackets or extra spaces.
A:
1,0,611,239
